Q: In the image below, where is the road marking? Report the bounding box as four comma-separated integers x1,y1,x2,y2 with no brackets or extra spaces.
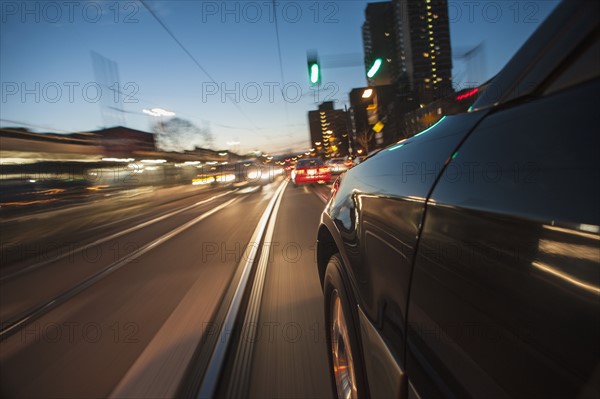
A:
225,174,287,398
197,179,288,399
0,196,241,341
0,189,237,281
312,187,329,204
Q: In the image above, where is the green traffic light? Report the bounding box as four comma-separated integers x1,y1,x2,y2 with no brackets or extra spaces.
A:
307,51,321,86
310,63,320,84
310,64,319,83
367,58,383,78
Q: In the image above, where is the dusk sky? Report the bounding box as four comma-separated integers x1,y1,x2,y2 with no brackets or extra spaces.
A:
1,0,559,154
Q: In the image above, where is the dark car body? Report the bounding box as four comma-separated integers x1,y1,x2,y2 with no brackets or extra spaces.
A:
316,1,600,398
351,156,366,167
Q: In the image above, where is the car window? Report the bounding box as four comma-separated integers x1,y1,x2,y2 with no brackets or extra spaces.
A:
296,159,323,168
544,31,600,95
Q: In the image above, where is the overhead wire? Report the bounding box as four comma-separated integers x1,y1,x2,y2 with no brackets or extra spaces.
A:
138,0,263,137
272,0,291,139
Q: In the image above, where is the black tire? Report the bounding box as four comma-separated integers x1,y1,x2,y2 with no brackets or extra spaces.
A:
324,254,368,399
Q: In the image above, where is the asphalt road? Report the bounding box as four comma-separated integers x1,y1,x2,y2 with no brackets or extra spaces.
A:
247,184,332,399
0,179,336,398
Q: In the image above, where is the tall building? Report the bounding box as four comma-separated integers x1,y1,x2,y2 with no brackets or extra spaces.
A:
362,2,398,86
308,102,349,158
358,0,453,149
393,0,453,103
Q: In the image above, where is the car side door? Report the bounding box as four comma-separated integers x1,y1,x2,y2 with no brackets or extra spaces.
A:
405,34,600,398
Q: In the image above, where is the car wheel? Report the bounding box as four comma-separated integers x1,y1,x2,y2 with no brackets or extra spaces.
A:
324,254,367,399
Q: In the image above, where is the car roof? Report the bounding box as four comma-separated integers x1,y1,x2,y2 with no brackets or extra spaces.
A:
296,158,322,166
472,0,598,111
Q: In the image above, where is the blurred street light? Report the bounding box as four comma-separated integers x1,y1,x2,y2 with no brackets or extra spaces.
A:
143,108,175,133
142,108,175,117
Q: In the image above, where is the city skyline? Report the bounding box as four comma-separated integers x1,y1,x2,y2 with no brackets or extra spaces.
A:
1,1,559,154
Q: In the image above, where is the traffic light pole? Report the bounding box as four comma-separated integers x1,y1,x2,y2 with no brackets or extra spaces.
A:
344,104,353,157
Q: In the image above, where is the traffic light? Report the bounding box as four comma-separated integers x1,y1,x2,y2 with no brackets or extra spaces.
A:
307,52,321,86
367,58,383,78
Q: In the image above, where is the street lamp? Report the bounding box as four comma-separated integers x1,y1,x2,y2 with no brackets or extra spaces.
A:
357,87,380,152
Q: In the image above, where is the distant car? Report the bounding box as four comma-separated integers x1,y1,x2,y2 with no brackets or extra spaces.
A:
291,158,331,186
317,1,600,398
326,157,352,174
192,162,277,189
